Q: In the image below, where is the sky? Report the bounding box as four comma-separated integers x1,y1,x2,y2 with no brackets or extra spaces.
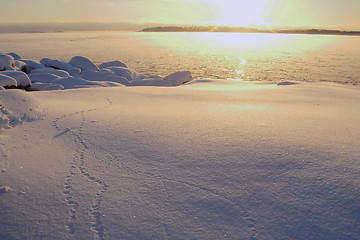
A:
1,0,360,30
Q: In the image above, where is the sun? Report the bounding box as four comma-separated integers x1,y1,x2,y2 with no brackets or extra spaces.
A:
209,0,268,26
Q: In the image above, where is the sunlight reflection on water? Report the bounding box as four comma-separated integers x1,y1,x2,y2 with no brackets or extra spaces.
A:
1,31,359,84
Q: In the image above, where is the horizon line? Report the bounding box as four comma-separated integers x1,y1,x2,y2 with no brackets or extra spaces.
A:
0,22,359,34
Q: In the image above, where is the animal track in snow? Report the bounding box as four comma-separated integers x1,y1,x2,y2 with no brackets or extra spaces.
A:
52,104,110,239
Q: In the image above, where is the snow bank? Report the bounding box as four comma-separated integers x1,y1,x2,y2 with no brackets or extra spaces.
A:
0,89,42,128
51,77,124,89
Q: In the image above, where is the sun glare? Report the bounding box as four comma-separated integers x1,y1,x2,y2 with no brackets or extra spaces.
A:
209,0,268,26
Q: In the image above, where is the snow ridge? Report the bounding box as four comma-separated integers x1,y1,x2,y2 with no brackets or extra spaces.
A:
52,107,109,240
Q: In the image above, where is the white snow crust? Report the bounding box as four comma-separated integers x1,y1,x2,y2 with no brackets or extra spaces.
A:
0,81,360,240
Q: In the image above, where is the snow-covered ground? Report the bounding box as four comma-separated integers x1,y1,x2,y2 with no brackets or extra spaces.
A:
1,80,360,240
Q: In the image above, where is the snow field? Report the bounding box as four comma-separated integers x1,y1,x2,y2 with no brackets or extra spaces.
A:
0,81,359,239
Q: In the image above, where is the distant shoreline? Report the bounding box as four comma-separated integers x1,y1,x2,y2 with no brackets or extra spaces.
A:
140,26,360,36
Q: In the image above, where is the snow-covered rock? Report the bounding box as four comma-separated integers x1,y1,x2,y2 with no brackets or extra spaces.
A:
67,68,81,76
14,60,26,69
0,54,192,90
52,77,124,89
40,58,75,71
19,59,39,64
31,68,70,78
6,52,22,60
0,74,17,88
29,82,64,91
80,70,130,85
106,67,138,81
28,73,60,83
80,70,112,80
0,71,31,88
0,54,15,71
21,61,46,74
164,71,192,86
128,72,191,86
68,56,99,72
99,60,128,69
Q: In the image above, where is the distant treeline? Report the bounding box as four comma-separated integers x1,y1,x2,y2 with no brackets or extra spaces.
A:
0,22,153,33
141,26,360,36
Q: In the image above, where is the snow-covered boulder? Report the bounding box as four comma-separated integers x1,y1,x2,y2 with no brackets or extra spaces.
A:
0,74,17,88
21,61,46,74
31,68,70,78
14,60,26,69
106,67,138,81
68,56,99,72
28,73,60,83
40,58,81,76
28,82,64,91
67,68,81,76
0,54,15,71
40,58,75,71
6,52,22,60
80,70,130,85
52,77,124,89
164,71,192,86
80,70,112,80
99,60,128,69
0,71,31,88
130,71,192,86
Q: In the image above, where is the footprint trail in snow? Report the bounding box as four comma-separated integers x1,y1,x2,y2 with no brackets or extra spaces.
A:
52,107,109,240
